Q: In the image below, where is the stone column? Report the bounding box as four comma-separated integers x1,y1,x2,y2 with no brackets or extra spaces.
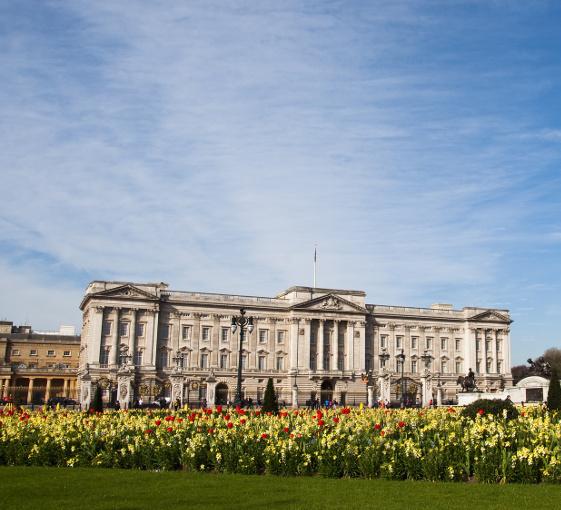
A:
331,320,339,371
269,318,277,371
248,317,257,369
27,378,34,404
170,373,185,406
88,306,104,365
211,314,220,368
129,309,137,355
357,321,366,372
291,385,298,408
317,320,325,370
63,379,68,398
346,321,355,371
80,376,92,410
492,329,498,373
289,318,299,371
301,319,311,370
191,313,201,368
110,308,121,367
367,385,374,408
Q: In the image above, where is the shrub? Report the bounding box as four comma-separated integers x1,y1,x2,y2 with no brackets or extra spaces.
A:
462,398,518,420
261,378,278,414
547,370,561,411
90,385,104,413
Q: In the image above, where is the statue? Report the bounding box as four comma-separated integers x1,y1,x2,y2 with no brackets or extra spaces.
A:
456,368,477,392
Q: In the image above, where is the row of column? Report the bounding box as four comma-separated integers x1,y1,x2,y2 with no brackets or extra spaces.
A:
0,377,77,402
310,319,364,372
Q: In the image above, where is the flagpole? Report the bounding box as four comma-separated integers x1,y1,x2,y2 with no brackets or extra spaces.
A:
313,245,317,288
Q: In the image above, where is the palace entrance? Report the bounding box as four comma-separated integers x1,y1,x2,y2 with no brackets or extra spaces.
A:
320,380,334,405
216,383,229,405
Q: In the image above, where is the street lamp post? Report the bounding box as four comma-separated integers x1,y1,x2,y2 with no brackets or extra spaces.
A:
231,308,254,406
396,348,406,408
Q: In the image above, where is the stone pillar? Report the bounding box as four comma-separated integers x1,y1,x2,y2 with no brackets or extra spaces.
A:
191,313,200,368
269,318,277,371
317,320,325,370
206,375,217,406
291,385,298,408
111,308,121,367
357,321,366,372
367,385,374,408
170,373,185,406
88,306,104,365
492,329,498,373
117,373,132,409
211,314,220,368
80,376,92,410
289,318,299,370
301,319,311,370
130,308,137,357
44,378,52,402
436,384,443,407
27,378,34,404
346,321,354,371
421,373,432,407
331,321,338,371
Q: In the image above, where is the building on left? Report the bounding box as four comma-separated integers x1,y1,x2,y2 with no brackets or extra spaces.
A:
0,321,81,404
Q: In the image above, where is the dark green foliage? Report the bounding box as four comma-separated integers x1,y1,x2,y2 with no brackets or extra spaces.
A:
91,385,104,413
462,398,518,420
261,378,278,414
547,370,561,411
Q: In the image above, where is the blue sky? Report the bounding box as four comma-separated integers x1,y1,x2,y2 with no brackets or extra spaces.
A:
1,1,561,365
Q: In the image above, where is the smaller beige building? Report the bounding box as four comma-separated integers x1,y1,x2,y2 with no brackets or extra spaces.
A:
0,321,81,404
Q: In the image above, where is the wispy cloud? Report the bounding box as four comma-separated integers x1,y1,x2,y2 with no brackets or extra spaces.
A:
1,1,561,363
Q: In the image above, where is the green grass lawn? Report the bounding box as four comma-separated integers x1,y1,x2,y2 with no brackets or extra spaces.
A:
1,467,561,510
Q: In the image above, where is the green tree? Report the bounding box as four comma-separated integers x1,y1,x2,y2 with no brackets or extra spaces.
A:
262,378,278,414
91,385,104,413
547,369,561,412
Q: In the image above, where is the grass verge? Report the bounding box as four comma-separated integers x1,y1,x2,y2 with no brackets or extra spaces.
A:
1,466,561,510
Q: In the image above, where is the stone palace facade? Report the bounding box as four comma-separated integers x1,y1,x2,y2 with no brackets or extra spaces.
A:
78,281,512,408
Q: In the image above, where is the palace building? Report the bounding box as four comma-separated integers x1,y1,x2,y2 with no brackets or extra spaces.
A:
78,281,512,408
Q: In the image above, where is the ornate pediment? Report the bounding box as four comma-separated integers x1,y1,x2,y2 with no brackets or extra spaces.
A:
291,293,367,313
468,310,511,324
91,284,158,302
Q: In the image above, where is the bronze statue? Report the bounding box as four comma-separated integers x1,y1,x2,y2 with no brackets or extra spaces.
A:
456,368,477,392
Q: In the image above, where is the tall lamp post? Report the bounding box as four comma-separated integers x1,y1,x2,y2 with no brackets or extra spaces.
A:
231,308,254,406
396,348,406,408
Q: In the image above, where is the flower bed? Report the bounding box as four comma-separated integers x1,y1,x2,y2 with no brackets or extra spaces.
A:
1,405,560,483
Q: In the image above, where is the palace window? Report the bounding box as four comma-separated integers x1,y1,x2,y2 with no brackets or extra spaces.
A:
220,353,228,369
425,337,433,350
221,327,229,343
102,321,112,336
455,338,461,351
380,335,388,349
47,350,55,357
200,353,209,369
455,360,463,373
182,326,192,341
259,329,268,343
276,356,284,370
411,336,418,349
134,350,143,366
241,354,247,369
161,324,170,339
380,357,387,369
277,330,286,343
258,355,266,370
136,323,145,337
441,360,448,373
12,349,20,356
486,360,492,373
30,349,38,356
201,327,211,342
497,360,503,373
441,338,448,351
119,322,129,337
485,339,491,353
100,349,109,366
411,360,417,373
159,350,169,368
396,360,403,372
497,339,502,353
396,336,403,349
